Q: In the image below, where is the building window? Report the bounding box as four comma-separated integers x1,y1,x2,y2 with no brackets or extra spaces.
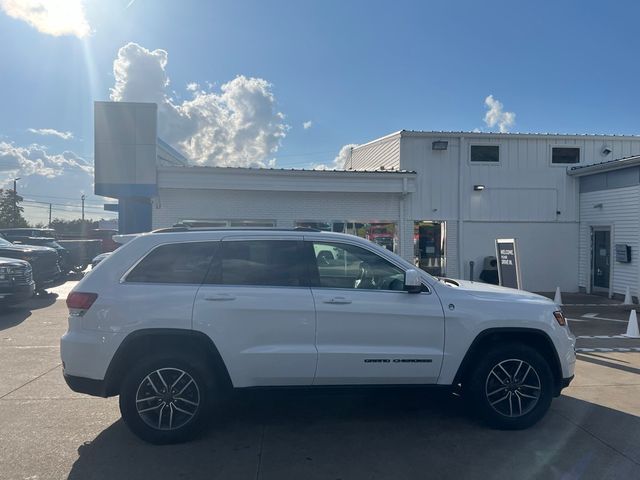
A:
552,147,580,164
178,219,276,228
470,145,499,163
295,221,398,253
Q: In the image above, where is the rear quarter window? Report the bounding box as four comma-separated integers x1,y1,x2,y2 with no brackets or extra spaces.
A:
125,242,218,284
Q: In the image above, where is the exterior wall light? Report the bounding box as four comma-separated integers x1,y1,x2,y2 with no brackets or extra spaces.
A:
432,141,448,151
473,185,485,191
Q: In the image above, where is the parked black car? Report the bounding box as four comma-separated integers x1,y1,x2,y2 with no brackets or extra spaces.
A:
0,237,63,293
0,257,35,305
0,228,103,273
1,234,72,275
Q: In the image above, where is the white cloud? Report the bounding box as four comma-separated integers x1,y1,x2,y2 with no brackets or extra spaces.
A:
313,143,358,170
302,121,312,130
27,128,74,140
0,141,101,223
0,0,90,38
483,95,515,133
110,42,289,168
0,141,92,179
186,82,199,92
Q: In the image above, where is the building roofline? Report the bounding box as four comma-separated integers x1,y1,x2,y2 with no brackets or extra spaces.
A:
354,130,640,147
566,154,640,176
399,130,640,140
157,165,416,176
352,131,403,151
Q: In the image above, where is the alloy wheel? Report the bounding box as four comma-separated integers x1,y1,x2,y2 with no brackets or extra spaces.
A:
135,368,201,431
484,359,541,418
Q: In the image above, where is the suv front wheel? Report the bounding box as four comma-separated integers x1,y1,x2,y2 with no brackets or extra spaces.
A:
119,354,215,444
468,344,554,430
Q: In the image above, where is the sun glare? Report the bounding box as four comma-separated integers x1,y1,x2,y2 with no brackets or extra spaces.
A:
0,0,90,38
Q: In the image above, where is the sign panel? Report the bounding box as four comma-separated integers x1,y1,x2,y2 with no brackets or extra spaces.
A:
94,101,158,198
615,244,631,263
495,238,521,289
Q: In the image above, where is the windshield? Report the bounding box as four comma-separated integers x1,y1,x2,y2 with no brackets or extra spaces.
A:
0,237,14,247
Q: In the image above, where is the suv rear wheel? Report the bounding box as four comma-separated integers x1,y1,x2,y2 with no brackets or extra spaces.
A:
467,344,554,430
119,354,216,444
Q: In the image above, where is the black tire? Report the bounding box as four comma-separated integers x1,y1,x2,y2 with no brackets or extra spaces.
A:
119,354,217,444
467,344,554,430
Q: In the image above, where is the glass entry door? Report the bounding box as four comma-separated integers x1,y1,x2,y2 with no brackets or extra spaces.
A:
591,228,611,292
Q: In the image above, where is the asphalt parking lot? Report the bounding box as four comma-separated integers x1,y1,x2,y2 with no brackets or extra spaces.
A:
0,286,639,479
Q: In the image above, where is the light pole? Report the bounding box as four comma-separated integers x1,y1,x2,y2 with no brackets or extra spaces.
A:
12,177,20,226
81,194,85,221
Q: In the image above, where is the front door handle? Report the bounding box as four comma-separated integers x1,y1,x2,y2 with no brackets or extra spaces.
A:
203,293,236,301
323,296,352,305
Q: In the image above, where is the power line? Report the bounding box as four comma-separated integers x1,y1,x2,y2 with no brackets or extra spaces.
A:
22,202,117,215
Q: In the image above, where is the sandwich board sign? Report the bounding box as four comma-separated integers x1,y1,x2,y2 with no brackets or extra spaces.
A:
495,238,522,289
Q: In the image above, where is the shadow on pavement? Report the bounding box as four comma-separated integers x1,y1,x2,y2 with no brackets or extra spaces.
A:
577,353,640,375
0,293,58,329
67,390,640,480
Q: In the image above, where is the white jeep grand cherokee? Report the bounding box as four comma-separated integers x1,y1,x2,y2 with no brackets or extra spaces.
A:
61,228,575,444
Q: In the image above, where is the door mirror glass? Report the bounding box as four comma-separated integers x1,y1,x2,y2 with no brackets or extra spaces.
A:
404,269,422,293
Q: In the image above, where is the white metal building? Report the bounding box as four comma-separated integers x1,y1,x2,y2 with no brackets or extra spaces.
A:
94,101,640,295
568,156,640,299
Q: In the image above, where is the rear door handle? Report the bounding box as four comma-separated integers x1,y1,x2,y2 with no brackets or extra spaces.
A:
323,296,352,305
203,293,236,301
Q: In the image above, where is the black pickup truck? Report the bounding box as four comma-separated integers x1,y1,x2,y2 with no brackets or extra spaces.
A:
0,237,63,293
0,228,103,273
0,257,35,305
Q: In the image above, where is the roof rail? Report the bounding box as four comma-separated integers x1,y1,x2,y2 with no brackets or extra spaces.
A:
150,226,322,233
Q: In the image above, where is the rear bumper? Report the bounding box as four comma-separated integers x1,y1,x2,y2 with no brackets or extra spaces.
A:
63,372,108,397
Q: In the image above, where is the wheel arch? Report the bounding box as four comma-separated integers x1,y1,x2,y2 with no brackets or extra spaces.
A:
453,327,563,396
104,328,232,397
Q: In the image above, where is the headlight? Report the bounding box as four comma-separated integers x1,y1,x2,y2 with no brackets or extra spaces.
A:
553,311,567,326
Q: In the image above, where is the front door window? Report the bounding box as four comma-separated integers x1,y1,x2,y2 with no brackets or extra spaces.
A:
311,242,405,291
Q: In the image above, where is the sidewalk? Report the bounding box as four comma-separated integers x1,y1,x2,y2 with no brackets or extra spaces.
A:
537,292,630,306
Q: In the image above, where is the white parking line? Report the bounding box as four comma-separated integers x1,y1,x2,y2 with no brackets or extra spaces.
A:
568,316,628,324
577,347,640,352
576,335,627,339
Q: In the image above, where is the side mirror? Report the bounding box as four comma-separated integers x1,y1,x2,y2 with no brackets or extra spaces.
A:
404,268,423,293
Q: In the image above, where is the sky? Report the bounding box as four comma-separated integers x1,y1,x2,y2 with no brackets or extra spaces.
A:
0,0,639,224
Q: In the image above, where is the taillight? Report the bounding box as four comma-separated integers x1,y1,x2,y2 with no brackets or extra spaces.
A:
553,311,566,326
66,292,98,311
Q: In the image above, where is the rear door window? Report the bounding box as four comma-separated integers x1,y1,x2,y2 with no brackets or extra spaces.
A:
126,242,218,284
207,240,307,287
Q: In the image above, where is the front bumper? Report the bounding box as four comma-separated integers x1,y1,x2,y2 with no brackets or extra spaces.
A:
0,282,35,304
561,375,574,389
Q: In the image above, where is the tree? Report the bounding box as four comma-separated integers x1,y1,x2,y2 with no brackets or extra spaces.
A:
0,189,29,228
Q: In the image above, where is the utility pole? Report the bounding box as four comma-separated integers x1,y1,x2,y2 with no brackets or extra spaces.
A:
12,177,20,226
48,203,52,227
81,194,85,222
